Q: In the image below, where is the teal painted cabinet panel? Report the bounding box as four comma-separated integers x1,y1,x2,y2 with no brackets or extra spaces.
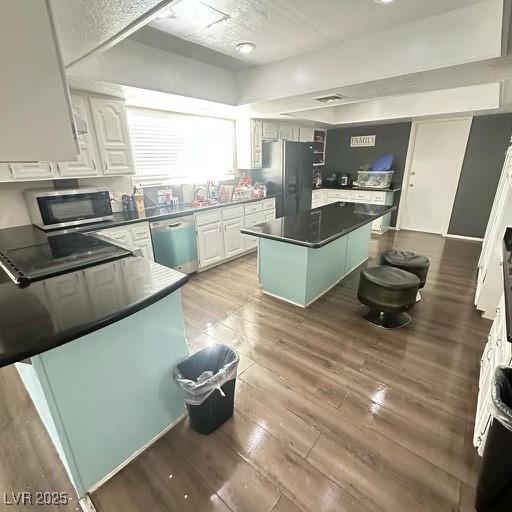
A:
32,291,188,497
258,239,308,306
305,235,348,304
258,223,372,307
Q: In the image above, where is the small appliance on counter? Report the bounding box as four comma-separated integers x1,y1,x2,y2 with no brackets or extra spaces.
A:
337,173,352,188
25,188,113,230
323,173,338,188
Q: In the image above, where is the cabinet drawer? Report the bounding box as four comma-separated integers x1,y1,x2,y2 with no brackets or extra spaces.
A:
262,198,276,211
372,192,386,204
327,190,351,200
196,210,222,226
102,228,132,244
132,223,150,240
244,202,263,215
222,206,244,221
352,190,372,201
245,212,263,227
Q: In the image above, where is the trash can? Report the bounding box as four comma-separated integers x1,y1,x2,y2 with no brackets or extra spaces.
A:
476,366,512,511
174,344,239,434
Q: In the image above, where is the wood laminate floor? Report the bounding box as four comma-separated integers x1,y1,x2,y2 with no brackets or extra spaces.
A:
0,230,489,512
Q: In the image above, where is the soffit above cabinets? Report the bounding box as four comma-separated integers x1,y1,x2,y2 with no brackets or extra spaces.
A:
148,0,484,65
50,0,174,67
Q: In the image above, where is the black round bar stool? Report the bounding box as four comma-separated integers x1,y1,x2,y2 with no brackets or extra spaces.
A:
358,266,419,329
380,250,430,301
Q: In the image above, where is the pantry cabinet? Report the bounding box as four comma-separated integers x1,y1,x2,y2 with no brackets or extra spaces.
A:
90,97,134,176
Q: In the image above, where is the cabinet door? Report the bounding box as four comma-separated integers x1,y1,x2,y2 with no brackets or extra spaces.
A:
58,94,100,177
299,126,315,142
223,217,244,258
90,97,134,175
262,121,278,140
132,238,154,261
251,120,263,168
279,123,296,140
197,222,224,268
9,162,55,180
372,218,383,232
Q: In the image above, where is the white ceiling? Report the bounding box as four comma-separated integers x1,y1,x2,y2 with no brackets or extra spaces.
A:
50,0,173,66
148,0,485,65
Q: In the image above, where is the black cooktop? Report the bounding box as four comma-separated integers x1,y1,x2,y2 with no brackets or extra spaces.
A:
0,231,132,286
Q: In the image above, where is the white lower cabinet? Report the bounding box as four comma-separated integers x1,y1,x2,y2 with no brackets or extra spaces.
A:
263,210,276,222
95,222,154,261
197,222,224,268
223,217,245,258
474,293,511,455
244,211,263,250
313,189,395,233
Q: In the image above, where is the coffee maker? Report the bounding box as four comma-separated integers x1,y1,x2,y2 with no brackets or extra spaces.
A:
337,173,352,188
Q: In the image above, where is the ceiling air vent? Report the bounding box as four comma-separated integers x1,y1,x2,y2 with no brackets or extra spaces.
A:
313,93,347,103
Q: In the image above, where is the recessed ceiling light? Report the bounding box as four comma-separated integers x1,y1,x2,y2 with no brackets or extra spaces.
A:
374,0,394,4
236,42,256,54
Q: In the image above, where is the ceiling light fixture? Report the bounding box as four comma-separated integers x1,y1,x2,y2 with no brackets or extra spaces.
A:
236,42,256,54
374,0,394,4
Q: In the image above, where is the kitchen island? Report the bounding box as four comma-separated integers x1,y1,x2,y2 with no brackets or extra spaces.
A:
241,202,395,307
0,250,189,500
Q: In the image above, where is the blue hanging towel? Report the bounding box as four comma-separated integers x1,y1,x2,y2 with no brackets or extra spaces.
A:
370,154,394,172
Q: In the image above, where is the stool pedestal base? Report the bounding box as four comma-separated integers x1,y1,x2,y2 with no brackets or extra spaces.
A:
362,308,411,329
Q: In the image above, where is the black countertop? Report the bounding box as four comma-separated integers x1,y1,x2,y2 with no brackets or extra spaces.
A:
502,228,512,342
241,202,396,248
0,256,188,368
56,195,277,233
315,185,402,193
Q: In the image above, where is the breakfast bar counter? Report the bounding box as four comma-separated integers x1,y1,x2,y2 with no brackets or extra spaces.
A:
241,202,395,307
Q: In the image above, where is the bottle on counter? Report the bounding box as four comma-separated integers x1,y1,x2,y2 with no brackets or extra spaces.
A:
133,189,146,218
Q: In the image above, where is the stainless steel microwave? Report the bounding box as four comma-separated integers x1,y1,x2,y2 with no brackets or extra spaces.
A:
25,188,113,230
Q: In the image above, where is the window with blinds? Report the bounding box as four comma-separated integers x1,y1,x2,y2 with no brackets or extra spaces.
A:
127,107,235,185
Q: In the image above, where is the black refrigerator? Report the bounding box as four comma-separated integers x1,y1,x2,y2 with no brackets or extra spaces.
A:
261,140,314,218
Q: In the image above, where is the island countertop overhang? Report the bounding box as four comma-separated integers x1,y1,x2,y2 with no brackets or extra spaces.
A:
241,202,396,249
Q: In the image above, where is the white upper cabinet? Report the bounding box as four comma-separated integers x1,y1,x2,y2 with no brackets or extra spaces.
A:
279,123,299,141
262,121,279,140
299,126,315,142
9,162,56,180
251,120,263,168
58,94,100,177
0,0,78,162
90,97,134,175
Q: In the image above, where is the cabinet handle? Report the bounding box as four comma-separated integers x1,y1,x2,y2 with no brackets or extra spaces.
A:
56,163,61,172
93,160,97,171
497,307,501,315
104,159,108,170
487,348,495,361
8,163,14,176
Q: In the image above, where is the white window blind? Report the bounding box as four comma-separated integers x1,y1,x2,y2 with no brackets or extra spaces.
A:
127,107,235,185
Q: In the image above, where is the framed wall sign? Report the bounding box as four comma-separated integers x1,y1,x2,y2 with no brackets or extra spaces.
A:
350,135,376,147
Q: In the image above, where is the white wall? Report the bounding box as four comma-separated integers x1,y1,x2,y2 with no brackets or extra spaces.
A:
0,176,132,229
236,0,503,104
67,38,238,105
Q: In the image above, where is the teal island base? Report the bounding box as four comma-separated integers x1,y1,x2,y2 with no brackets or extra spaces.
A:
258,223,372,307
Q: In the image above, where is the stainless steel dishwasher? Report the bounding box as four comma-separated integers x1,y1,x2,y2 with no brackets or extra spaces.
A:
150,216,199,274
